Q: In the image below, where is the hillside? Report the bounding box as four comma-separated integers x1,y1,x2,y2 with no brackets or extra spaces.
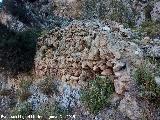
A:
0,0,160,119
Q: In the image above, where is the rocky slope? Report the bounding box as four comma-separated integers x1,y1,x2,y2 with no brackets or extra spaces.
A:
0,0,160,120
0,0,72,31
0,19,160,119
1,0,160,31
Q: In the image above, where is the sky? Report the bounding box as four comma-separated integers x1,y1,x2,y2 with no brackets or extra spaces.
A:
0,0,2,3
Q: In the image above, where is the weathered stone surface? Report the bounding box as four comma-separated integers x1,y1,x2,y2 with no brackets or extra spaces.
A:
151,1,160,22
34,20,145,95
32,20,158,119
113,61,126,72
155,76,160,86
118,93,144,120
142,45,160,58
141,37,151,45
101,69,113,76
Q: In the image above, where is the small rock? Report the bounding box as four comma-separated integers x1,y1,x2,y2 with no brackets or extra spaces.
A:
88,48,100,60
102,26,111,32
118,93,144,120
93,65,100,72
72,62,79,69
70,76,79,81
114,71,122,77
114,71,130,95
40,45,47,52
155,76,160,85
99,64,107,71
141,37,151,45
87,62,94,68
101,69,113,76
79,71,89,81
74,71,81,77
113,62,126,72
61,75,67,82
106,61,113,68
82,62,88,69
114,52,121,60
114,79,126,95
65,74,71,81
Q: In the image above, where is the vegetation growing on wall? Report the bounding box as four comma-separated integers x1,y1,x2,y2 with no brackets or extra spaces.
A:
134,63,160,107
82,0,136,27
140,20,160,37
81,76,115,114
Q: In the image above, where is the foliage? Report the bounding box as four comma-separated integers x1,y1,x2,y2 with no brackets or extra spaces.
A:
140,20,160,37
109,0,136,28
35,102,72,120
38,77,59,96
82,0,98,19
134,63,160,107
81,76,115,114
82,0,135,27
0,23,41,74
11,102,33,120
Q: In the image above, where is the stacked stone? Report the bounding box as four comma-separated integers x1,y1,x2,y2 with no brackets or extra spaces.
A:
35,21,115,86
35,20,141,94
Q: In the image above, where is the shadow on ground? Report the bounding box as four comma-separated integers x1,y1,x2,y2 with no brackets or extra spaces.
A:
0,23,40,75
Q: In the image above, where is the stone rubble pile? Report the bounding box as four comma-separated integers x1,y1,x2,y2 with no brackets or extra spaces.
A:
34,20,156,119
35,20,142,95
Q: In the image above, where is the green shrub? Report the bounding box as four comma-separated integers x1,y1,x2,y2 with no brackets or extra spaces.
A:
38,77,59,96
11,102,33,120
140,21,160,37
82,0,98,19
81,76,115,114
83,0,135,27
0,24,41,74
134,63,160,106
109,0,136,28
35,103,56,119
35,102,72,120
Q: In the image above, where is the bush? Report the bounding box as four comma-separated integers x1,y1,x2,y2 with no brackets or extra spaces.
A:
38,77,59,96
81,76,115,114
140,21,160,37
109,0,136,28
35,102,72,120
82,0,135,27
134,63,160,107
11,102,33,120
0,23,41,74
82,0,98,19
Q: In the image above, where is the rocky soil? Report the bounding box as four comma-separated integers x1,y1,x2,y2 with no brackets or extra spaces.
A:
0,19,159,119
0,0,160,120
